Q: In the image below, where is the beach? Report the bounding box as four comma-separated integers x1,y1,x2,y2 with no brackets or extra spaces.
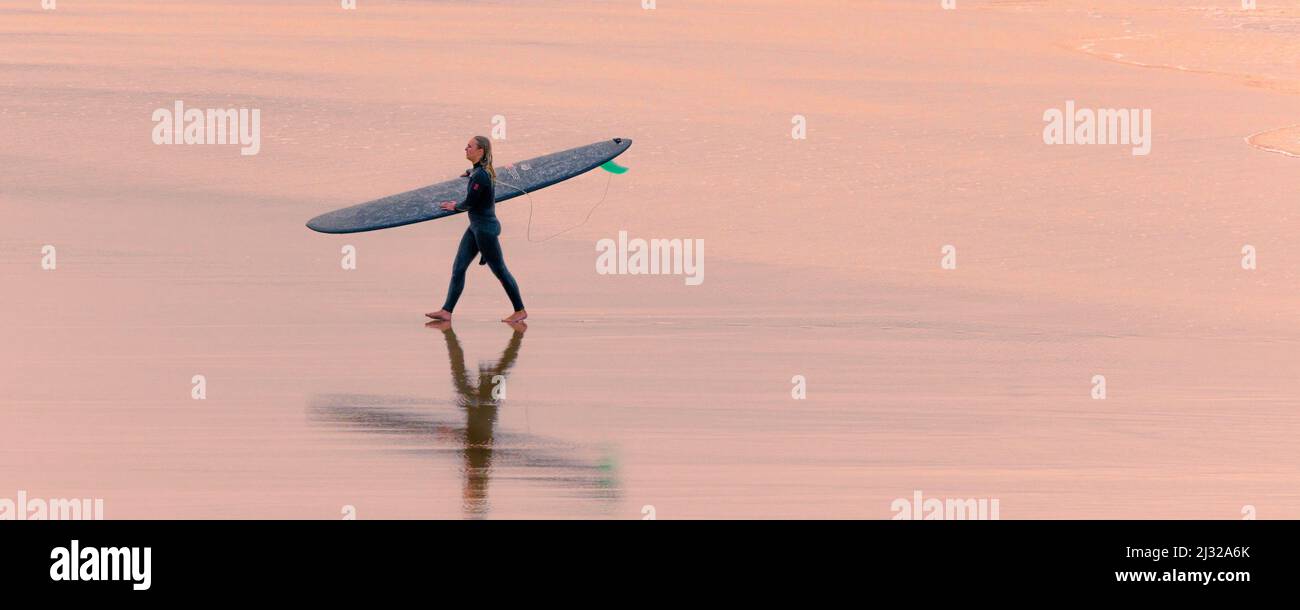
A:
2,0,1298,519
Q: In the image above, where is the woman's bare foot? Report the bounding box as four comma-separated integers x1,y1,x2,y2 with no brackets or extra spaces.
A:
502,310,528,323
425,309,453,321
505,320,528,333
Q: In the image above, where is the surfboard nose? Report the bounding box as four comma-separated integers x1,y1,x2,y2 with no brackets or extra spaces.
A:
613,137,632,148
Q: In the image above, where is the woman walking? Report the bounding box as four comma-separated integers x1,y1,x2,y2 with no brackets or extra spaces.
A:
426,136,527,323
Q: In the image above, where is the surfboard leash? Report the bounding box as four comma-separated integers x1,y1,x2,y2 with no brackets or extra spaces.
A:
494,171,617,243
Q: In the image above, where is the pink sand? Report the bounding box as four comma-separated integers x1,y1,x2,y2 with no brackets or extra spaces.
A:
2,0,1298,518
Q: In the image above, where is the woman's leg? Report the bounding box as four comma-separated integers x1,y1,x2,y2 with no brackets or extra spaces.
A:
441,228,481,312
473,231,525,312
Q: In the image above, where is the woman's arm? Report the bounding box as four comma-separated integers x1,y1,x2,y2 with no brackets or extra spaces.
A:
441,169,485,212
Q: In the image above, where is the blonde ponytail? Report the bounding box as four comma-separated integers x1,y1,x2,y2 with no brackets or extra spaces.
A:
473,135,496,180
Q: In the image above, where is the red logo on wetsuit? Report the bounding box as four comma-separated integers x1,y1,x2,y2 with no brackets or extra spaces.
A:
472,184,479,191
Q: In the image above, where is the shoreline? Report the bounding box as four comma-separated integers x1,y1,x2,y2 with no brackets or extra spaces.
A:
1061,2,1300,158
1246,125,1300,158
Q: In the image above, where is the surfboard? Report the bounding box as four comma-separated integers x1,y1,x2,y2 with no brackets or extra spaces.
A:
306,138,632,234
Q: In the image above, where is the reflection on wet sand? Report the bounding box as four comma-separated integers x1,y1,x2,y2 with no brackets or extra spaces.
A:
309,322,619,519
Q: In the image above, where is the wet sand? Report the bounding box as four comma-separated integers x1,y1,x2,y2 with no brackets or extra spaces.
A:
2,0,1298,518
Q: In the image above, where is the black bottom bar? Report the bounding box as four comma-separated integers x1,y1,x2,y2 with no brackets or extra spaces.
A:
4,520,1285,597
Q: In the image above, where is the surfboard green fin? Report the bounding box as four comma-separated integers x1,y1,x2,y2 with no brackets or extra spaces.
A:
599,160,628,174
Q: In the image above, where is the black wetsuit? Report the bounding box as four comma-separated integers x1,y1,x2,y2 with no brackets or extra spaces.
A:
441,162,525,313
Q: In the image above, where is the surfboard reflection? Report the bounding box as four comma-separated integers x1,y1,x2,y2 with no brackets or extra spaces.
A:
308,323,619,519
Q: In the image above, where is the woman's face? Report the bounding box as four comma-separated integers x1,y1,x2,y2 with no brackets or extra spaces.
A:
465,138,484,163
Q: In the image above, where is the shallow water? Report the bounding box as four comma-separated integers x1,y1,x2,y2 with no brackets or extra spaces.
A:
2,0,1298,519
